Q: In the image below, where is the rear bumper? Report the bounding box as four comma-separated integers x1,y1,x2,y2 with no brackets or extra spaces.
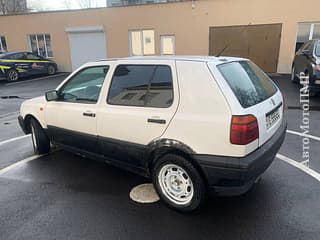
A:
193,118,287,196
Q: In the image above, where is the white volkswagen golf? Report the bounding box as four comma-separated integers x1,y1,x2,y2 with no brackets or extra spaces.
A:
18,56,286,212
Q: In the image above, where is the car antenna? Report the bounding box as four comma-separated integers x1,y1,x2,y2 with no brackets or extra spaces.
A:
215,23,251,57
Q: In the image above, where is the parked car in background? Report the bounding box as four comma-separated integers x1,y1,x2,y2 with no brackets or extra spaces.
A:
291,39,320,95
18,56,286,212
0,51,57,82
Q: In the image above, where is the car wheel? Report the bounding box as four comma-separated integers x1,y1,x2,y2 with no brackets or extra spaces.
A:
309,90,317,97
30,118,51,155
152,154,206,212
291,66,298,83
6,68,19,82
47,64,56,75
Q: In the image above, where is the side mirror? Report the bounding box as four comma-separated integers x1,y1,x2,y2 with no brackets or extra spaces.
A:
45,90,59,101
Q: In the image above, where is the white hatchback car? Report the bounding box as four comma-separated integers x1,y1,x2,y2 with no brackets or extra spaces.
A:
18,56,286,211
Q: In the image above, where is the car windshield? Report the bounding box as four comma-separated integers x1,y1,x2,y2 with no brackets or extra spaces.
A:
316,42,320,57
217,61,278,108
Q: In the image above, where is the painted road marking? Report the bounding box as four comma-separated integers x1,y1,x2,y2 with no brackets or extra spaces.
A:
5,73,68,86
286,129,320,142
277,154,320,182
0,135,30,146
0,154,40,176
0,111,19,119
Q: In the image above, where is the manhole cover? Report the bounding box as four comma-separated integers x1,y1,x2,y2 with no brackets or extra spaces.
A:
129,183,160,203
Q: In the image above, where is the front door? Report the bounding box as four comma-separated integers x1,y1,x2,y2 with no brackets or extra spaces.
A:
45,65,110,153
24,52,48,74
295,41,314,76
96,60,179,168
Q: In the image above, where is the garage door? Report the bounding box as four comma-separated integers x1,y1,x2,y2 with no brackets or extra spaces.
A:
66,26,107,71
209,24,282,73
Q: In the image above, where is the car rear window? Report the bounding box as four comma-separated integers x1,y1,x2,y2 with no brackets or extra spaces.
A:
217,61,277,108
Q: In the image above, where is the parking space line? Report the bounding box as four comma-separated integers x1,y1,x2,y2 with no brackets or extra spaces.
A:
286,130,320,142
0,111,19,119
5,73,68,86
0,154,41,176
276,153,320,182
0,135,30,146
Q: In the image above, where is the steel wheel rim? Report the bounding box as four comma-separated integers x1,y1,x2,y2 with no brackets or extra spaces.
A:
9,70,18,81
31,125,37,150
158,164,194,205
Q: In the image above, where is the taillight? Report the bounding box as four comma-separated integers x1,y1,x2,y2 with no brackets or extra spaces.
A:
230,115,259,145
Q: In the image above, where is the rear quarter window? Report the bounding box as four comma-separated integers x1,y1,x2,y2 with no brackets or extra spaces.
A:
217,61,277,108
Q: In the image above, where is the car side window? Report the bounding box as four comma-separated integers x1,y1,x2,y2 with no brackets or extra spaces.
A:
299,42,313,54
316,42,320,57
58,66,109,104
107,64,173,108
299,42,310,52
146,66,173,108
10,53,25,60
26,53,41,60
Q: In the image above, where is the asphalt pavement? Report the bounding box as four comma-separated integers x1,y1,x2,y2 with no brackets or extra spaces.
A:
0,74,319,240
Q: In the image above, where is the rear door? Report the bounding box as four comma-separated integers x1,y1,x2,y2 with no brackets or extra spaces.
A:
210,60,283,147
96,60,178,168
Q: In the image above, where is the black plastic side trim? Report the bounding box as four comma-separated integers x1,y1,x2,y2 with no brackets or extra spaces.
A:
193,118,287,191
18,115,27,134
147,138,195,156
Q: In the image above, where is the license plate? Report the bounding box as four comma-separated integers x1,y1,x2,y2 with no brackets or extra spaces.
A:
266,107,280,129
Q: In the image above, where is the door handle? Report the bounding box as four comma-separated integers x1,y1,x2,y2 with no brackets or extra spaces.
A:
83,112,96,117
147,118,166,124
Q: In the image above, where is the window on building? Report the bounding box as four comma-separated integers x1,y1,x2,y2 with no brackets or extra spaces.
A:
107,0,187,7
160,35,175,55
296,23,320,52
129,30,155,56
28,34,53,58
0,36,7,52
108,65,173,108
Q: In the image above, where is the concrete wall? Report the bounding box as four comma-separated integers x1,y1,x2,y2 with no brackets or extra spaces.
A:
0,0,320,73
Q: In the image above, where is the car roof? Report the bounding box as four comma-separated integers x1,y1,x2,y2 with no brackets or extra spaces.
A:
90,56,247,66
0,51,28,57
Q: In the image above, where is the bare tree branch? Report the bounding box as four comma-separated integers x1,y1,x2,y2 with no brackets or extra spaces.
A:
0,0,27,15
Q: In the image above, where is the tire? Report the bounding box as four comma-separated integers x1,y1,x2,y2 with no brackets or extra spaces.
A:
30,118,51,155
47,64,56,75
6,68,19,82
152,154,206,212
291,66,298,83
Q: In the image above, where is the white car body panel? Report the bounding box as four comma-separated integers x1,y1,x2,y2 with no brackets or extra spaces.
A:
19,56,284,159
20,96,47,128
